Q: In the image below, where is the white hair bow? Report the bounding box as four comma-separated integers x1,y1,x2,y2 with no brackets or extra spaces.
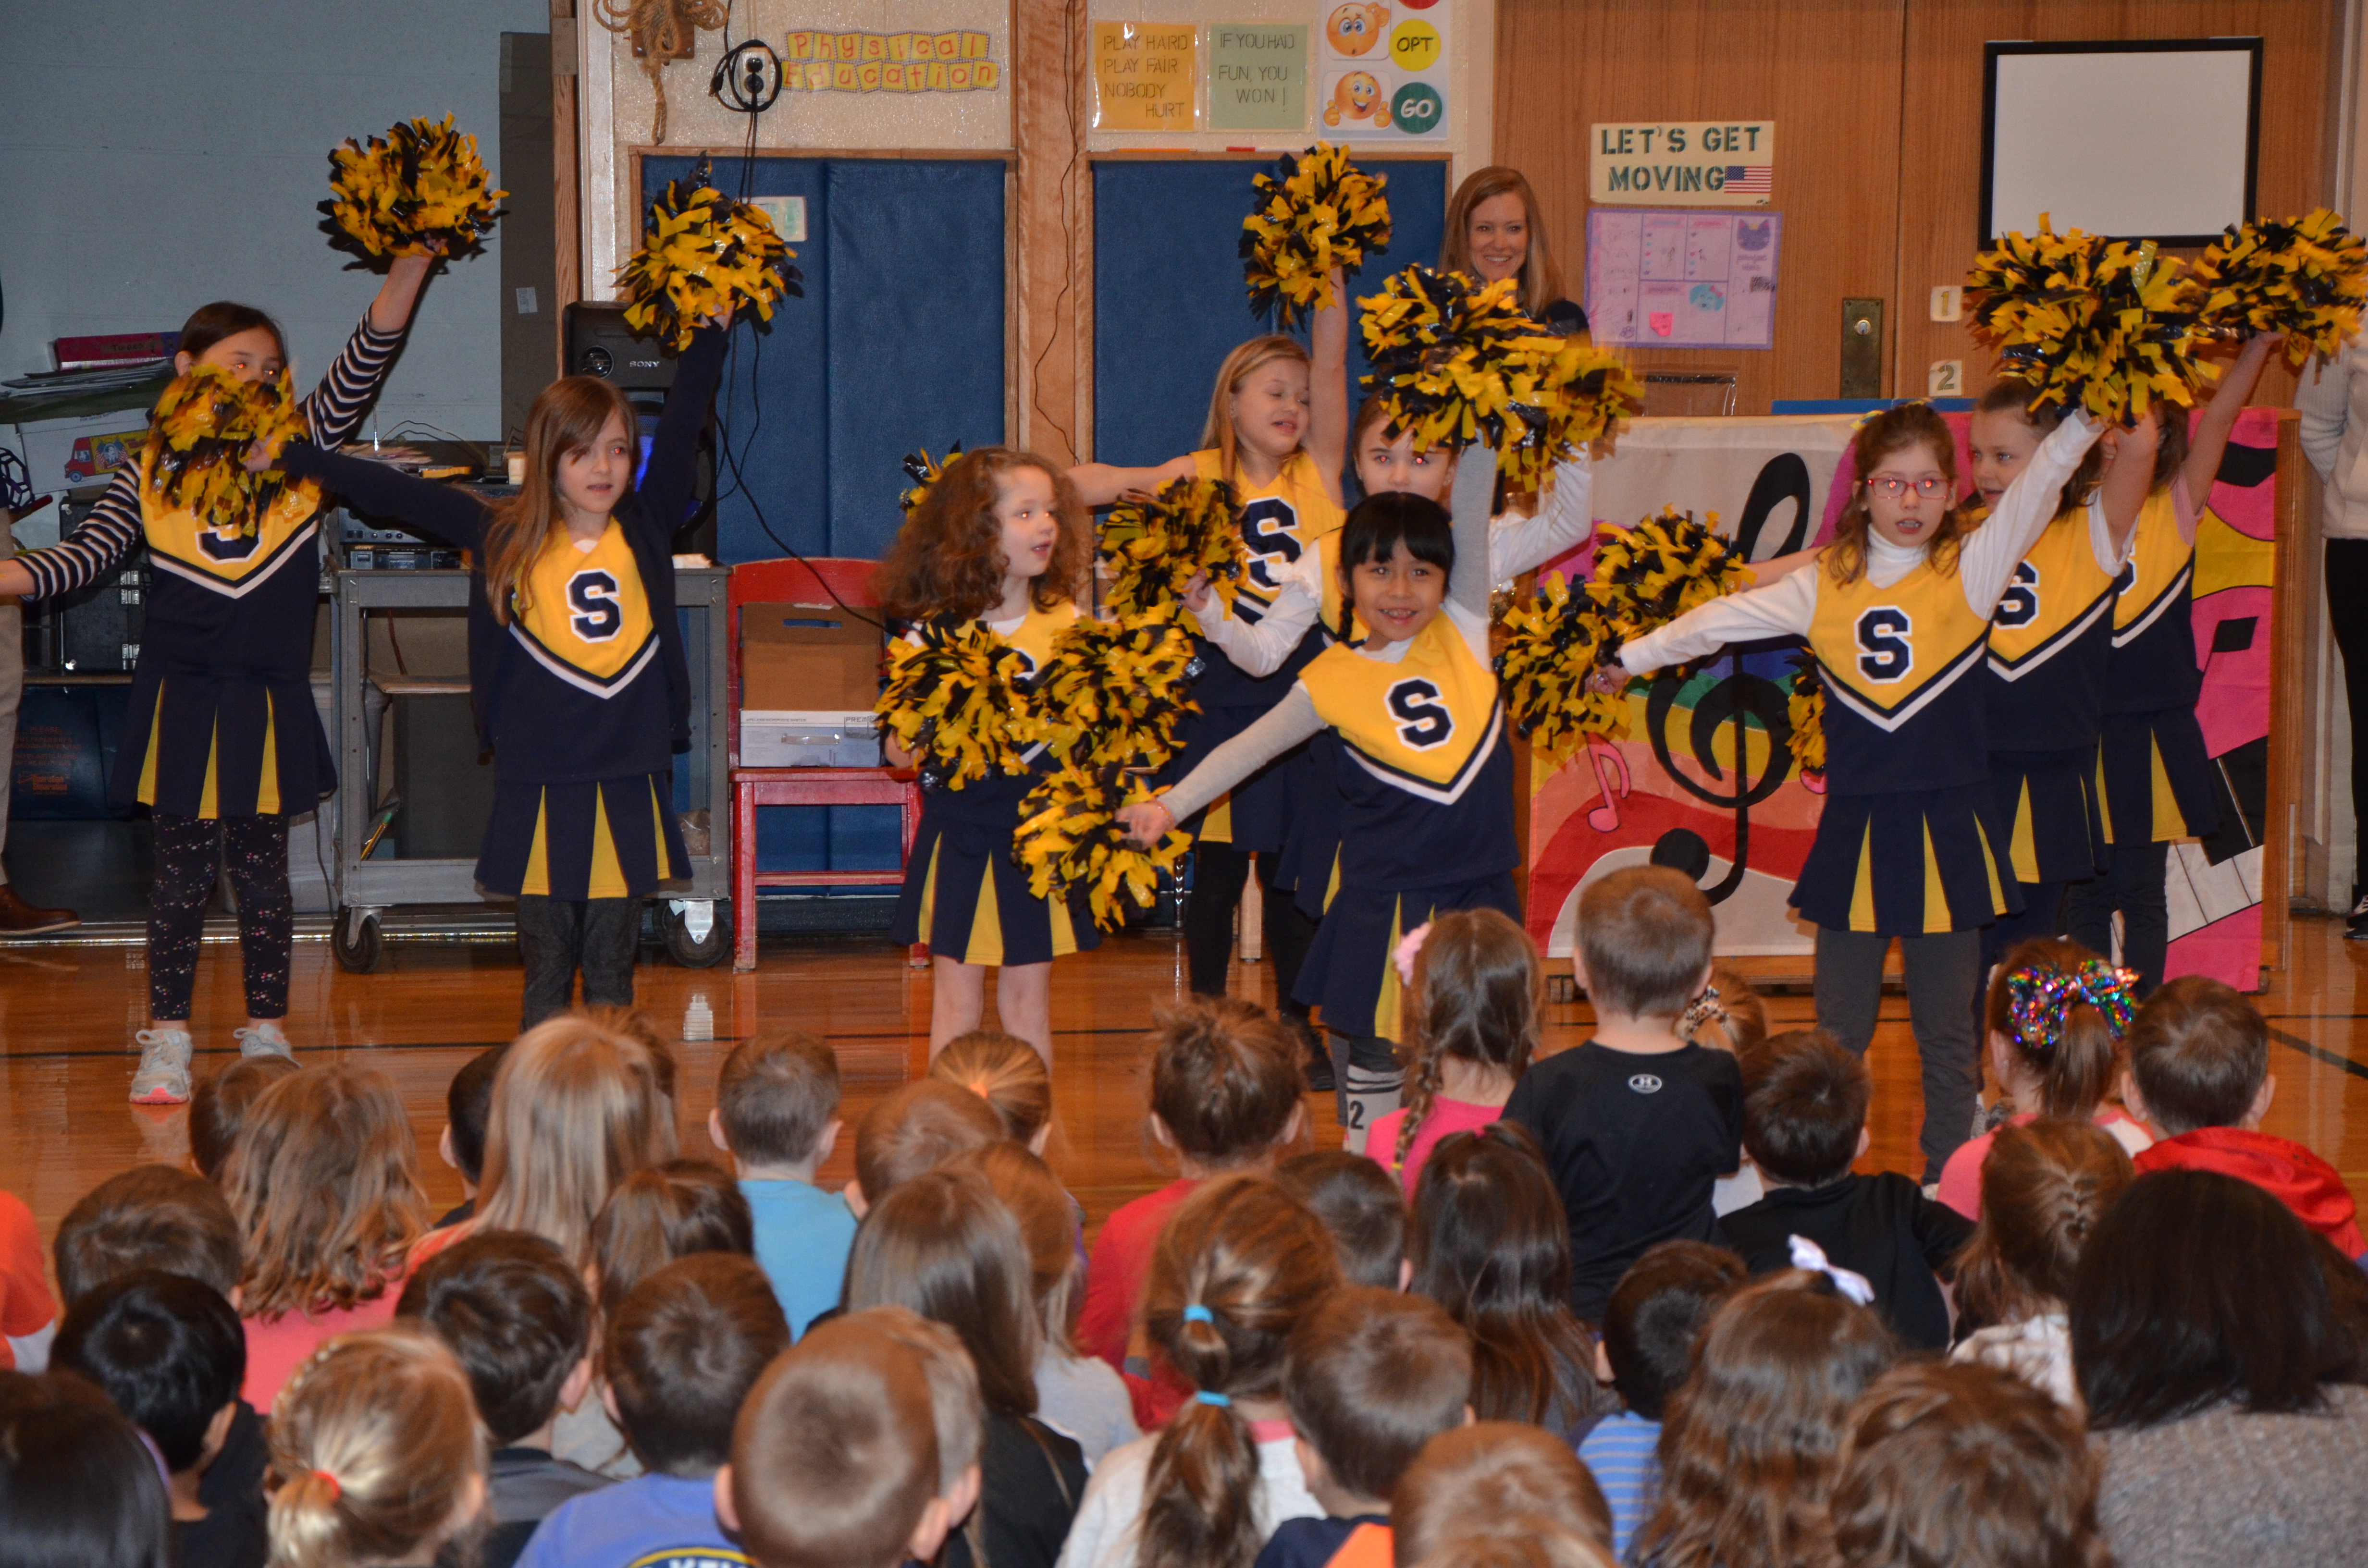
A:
1788,1235,1876,1306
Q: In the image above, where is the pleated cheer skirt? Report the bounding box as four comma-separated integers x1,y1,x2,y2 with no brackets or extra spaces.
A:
1987,749,2109,886
1294,873,1521,1042
479,774,687,901
1791,782,2020,937
2097,708,2222,845
891,777,1098,967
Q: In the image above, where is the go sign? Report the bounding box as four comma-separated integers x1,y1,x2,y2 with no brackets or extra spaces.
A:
1390,79,1442,133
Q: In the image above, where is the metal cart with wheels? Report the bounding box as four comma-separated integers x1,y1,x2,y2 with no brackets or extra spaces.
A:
327,563,733,970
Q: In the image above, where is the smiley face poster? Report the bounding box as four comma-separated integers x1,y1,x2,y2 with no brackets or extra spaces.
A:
1316,0,1450,139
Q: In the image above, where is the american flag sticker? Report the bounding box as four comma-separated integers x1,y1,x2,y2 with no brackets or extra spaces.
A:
1723,165,1772,196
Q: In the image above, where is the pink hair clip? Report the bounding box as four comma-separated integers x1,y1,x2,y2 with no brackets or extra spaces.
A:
1393,922,1434,986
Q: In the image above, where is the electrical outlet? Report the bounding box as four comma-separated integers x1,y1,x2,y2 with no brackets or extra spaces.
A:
1930,286,1962,323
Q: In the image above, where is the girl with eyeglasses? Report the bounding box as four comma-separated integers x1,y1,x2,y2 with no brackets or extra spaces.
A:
1591,403,2105,1183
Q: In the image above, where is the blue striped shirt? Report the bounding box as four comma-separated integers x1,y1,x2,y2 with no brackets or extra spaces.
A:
1575,1409,1662,1561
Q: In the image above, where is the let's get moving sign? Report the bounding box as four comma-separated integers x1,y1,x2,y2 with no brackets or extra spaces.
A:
1590,121,1775,206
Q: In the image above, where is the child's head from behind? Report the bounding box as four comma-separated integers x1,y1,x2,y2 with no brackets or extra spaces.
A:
1601,1240,1747,1422
714,1029,841,1175
1983,939,2133,1121
1398,908,1541,1170
475,1015,677,1267
1337,491,1453,648
1148,996,1306,1173
929,1029,1054,1152
1204,335,1314,474
1684,966,1768,1056
1276,1150,1407,1289
394,1229,593,1449
1826,403,1970,581
590,1158,755,1318
1739,1029,1870,1189
1575,867,1714,1023
852,1080,1005,1213
267,1327,485,1568
1954,1118,2132,1327
1829,1361,2106,1568
440,1045,506,1193
872,447,1089,622
1284,1285,1472,1509
604,1252,789,1478
52,1270,246,1477
0,1369,173,1568
842,1167,1041,1419
948,1142,1080,1355
2123,976,2271,1135
224,1064,428,1319
1393,1422,1614,1566
54,1164,242,1308
188,1054,301,1181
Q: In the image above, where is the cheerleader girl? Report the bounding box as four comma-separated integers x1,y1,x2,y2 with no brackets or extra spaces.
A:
872,447,1099,1066
268,314,731,1029
1599,403,2105,1181
1069,316,1347,1041
0,255,439,1104
2062,333,2279,995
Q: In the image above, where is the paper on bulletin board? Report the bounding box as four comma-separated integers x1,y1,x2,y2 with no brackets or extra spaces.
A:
1588,121,1775,207
1584,208,1781,350
1093,22,1200,132
1316,0,1449,139
1210,24,1308,132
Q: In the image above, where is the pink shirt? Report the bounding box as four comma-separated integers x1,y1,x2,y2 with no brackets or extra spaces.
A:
242,1290,401,1412
1364,1097,1506,1198
1936,1109,2153,1220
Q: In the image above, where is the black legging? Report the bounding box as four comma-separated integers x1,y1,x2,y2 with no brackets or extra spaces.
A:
2329,539,2368,904
516,894,639,1030
148,812,292,1020
1184,843,1316,1017
2063,842,2171,997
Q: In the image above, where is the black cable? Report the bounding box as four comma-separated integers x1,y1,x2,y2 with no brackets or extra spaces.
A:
1025,0,1084,455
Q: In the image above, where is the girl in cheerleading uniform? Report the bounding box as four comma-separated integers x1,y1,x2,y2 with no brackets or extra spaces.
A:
1603,403,2105,1181
0,257,438,1104
269,315,731,1031
873,447,1099,1066
1119,454,1519,1150
2062,333,2279,995
1069,316,1347,1043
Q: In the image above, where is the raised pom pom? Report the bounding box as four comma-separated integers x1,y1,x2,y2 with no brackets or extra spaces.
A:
320,115,505,263
1494,575,1628,762
1590,506,1752,642
876,617,1034,789
1240,143,1393,331
2188,208,2368,370
900,446,960,519
144,367,310,536
1786,651,1825,778
1359,267,1641,490
1012,764,1191,930
1099,477,1248,619
1968,220,2207,424
615,180,802,354
1020,610,1201,773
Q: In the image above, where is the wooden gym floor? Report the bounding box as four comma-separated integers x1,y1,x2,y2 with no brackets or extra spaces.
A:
2,915,2365,1259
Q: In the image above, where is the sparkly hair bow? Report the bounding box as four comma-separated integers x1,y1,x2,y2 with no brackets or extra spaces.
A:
2005,958,2138,1057
1788,1235,1876,1306
1681,983,1729,1041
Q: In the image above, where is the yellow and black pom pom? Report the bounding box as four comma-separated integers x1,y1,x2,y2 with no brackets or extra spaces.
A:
1241,143,1393,331
2188,208,2368,370
1012,763,1192,930
615,180,802,353
320,115,506,263
876,617,1035,788
1360,267,1641,490
1968,219,2207,424
1591,506,1752,642
1786,651,1825,778
144,367,310,537
1099,477,1248,619
1022,610,1201,772
1495,575,1629,762
900,447,960,518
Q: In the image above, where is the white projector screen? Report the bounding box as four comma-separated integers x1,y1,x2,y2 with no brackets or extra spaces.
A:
1982,40,2260,244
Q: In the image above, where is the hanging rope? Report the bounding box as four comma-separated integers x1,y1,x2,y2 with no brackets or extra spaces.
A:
592,0,729,144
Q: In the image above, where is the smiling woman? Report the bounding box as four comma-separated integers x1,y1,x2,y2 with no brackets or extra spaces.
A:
1442,167,1585,336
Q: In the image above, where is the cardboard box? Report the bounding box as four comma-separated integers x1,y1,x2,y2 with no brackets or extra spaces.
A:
11,409,151,492
741,601,884,711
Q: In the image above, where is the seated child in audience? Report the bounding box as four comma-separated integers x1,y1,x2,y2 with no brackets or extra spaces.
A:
267,1328,486,1568
956,1142,1139,1466
52,1164,266,1509
1397,1529,1611,1568
0,1187,51,1372
1578,1241,1747,1559
1829,1361,2105,1568
517,1254,789,1568
0,1368,173,1568
1077,997,1306,1373
53,1271,261,1568
581,1004,681,1112
847,1079,1006,1218
1632,1272,1898,1568
1949,1119,2132,1408
1718,1030,1974,1351
2124,976,2367,1257
1504,867,1741,1323
1257,1286,1472,1568
707,1029,855,1337
222,1063,430,1409
1410,1126,1611,1444
433,1045,505,1227
719,1311,972,1568
395,1231,607,1568
1058,1174,1341,1568
590,1160,755,1318
1936,939,2151,1220
1393,1422,1613,1562
862,1308,987,1534
187,1054,300,1185
932,1029,1058,1155
1368,909,1540,1199
1684,967,1771,1215
846,1170,1088,1568
1278,1151,1408,1289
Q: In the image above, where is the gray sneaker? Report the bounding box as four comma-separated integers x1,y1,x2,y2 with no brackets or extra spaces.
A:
130,1028,195,1105
233,1022,296,1061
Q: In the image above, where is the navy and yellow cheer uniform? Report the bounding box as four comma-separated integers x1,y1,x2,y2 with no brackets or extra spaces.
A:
890,600,1099,968
2095,486,2221,845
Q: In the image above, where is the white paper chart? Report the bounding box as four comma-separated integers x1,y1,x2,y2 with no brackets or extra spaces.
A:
1583,208,1781,350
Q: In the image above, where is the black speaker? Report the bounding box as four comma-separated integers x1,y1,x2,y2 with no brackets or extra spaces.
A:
25,491,146,673
392,692,498,859
562,301,677,392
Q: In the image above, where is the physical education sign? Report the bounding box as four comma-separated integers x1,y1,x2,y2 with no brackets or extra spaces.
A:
1589,121,1774,206
1583,208,1780,350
